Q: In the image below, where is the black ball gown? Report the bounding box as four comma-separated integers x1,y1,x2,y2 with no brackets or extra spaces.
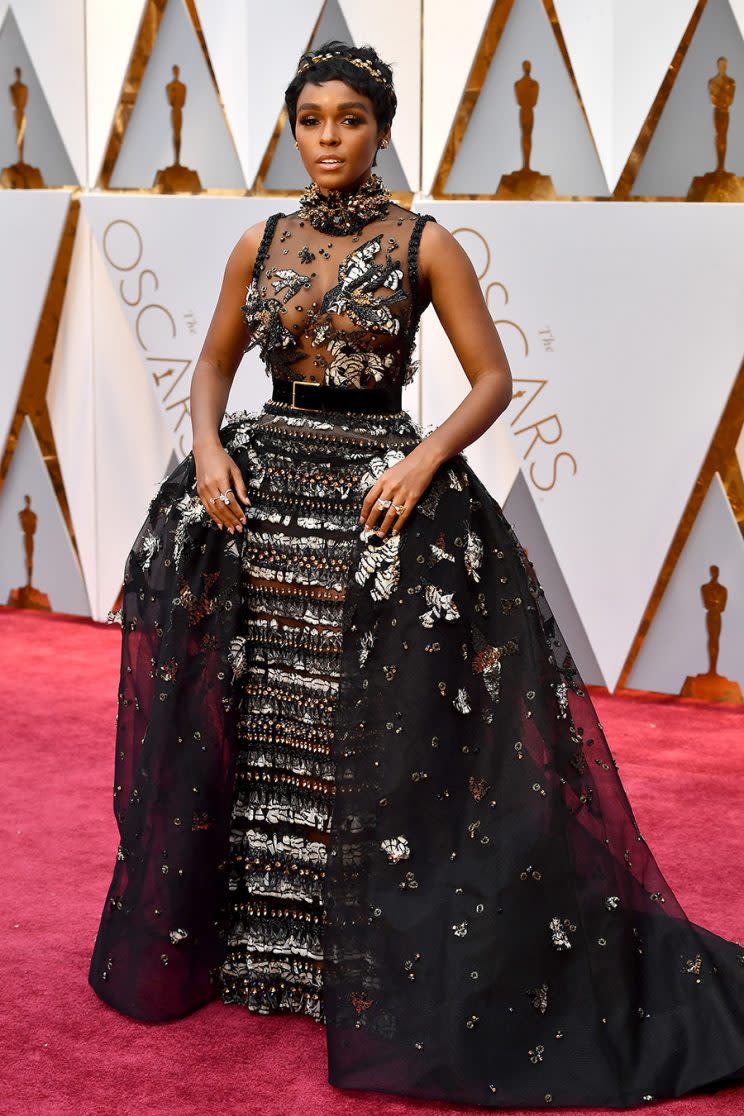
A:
88,177,744,1109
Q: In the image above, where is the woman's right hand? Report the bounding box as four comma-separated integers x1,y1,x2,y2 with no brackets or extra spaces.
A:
193,441,251,534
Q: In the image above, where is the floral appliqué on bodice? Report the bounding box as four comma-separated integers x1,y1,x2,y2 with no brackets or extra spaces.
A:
241,203,437,389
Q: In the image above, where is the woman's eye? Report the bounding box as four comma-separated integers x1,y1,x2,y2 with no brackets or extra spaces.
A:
298,116,363,127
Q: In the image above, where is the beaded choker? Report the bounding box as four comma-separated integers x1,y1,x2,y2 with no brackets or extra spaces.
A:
298,172,392,235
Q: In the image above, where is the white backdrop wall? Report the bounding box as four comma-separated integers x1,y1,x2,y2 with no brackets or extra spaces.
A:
1,0,743,698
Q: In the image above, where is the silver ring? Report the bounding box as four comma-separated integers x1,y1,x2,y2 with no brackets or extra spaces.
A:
392,502,406,514
210,489,234,506
375,497,392,511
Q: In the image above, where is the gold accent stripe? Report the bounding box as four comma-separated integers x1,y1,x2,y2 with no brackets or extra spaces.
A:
0,196,82,554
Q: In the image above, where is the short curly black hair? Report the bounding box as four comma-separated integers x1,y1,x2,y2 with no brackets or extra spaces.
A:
285,39,397,164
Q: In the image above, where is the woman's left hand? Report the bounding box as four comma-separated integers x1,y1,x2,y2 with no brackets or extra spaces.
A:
359,445,442,538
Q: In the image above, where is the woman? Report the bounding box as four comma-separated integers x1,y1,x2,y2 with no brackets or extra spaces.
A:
89,39,744,1109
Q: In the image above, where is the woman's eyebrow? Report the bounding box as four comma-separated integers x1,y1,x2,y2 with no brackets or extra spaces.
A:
297,101,369,111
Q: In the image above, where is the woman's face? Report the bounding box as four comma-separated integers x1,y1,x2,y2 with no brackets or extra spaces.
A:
294,78,389,194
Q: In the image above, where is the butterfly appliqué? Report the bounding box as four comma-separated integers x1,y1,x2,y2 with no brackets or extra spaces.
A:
320,236,406,334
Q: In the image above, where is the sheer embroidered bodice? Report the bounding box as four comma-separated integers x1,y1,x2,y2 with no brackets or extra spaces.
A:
241,203,436,388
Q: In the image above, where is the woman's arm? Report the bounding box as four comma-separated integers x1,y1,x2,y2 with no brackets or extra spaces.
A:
189,220,266,533
414,219,513,462
360,219,513,537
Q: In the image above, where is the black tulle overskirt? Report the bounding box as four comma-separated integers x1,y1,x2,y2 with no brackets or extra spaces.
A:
88,401,744,1109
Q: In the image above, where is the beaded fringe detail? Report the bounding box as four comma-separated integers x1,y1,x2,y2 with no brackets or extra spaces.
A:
217,400,423,1024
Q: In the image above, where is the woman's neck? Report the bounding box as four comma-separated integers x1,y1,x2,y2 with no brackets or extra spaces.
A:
316,170,372,198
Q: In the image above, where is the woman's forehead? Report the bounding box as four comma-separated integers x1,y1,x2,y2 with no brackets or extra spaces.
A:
297,79,372,110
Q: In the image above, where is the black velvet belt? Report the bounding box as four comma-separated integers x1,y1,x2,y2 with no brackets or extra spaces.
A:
271,377,402,414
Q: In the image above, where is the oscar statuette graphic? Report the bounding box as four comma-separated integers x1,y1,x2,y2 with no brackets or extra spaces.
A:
680,564,742,703
1,66,45,188
496,61,556,200
153,64,202,193
688,57,744,201
6,495,50,610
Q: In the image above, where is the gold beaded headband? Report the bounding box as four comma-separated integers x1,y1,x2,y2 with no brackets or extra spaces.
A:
296,51,394,93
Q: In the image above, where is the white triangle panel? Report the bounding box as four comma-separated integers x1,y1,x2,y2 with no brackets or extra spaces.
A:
732,0,744,38
86,0,146,186
552,0,613,187
0,5,79,183
417,199,744,691
164,449,179,477
626,474,744,695
47,210,97,616
555,0,698,192
422,0,492,196
0,0,85,184
195,0,322,189
341,0,421,191
0,190,70,455
612,0,698,191
109,0,244,189
0,417,90,616
503,470,605,686
445,0,609,196
633,0,744,196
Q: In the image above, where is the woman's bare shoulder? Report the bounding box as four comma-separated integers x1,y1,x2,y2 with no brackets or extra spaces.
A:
230,218,269,267
416,216,461,285
223,216,285,284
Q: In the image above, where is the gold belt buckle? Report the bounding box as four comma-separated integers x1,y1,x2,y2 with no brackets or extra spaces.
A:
291,379,323,411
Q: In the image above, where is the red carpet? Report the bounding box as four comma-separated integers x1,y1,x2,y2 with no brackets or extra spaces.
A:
2,605,743,1115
